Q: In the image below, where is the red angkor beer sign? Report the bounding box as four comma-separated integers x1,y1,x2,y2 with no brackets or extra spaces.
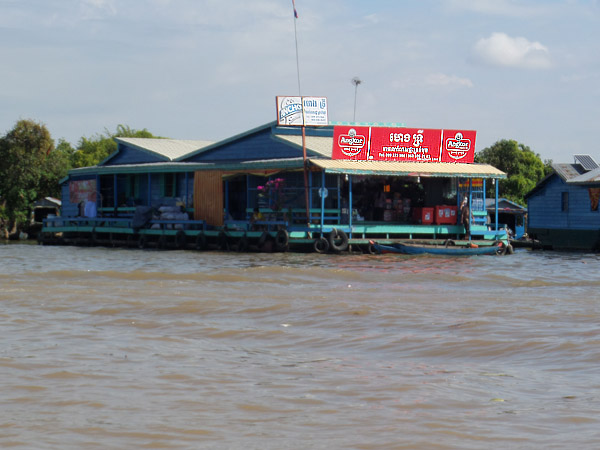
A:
332,126,476,163
332,126,370,160
441,129,476,163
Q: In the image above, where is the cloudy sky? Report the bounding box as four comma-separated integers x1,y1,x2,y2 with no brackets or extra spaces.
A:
1,0,599,162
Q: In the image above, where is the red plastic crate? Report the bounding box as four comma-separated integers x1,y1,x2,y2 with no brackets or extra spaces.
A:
412,207,434,224
434,205,458,224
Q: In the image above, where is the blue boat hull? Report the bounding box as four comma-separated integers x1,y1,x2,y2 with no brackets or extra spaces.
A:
372,241,502,256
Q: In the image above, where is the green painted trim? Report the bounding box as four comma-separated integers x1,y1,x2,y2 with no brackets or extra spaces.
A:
320,167,506,179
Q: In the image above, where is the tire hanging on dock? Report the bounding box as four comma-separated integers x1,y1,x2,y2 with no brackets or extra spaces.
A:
275,229,289,251
365,241,377,254
328,228,349,253
314,237,330,254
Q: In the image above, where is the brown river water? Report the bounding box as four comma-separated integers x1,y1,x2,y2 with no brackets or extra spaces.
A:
1,243,599,449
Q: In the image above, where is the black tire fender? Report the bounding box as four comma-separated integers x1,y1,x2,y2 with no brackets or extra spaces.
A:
366,241,377,254
328,228,349,252
444,239,456,247
314,237,330,253
275,229,289,250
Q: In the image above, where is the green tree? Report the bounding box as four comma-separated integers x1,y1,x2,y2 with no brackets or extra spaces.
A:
71,124,160,168
38,139,75,198
0,119,71,234
475,139,548,205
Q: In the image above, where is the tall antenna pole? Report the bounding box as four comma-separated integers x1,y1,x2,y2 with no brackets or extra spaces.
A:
291,1,310,226
352,77,362,122
293,1,301,96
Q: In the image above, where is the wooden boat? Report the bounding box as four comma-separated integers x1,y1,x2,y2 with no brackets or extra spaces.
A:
370,240,506,256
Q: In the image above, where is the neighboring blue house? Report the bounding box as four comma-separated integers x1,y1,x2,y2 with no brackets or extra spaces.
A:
525,155,600,250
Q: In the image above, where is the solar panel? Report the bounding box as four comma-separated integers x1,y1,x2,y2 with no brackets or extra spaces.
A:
574,154,599,170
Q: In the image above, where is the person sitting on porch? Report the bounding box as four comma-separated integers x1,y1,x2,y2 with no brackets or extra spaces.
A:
250,207,264,230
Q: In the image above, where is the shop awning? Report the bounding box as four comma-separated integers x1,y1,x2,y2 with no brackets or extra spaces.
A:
309,159,506,179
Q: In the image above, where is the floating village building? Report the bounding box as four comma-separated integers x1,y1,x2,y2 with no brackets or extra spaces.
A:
526,154,600,251
41,120,508,253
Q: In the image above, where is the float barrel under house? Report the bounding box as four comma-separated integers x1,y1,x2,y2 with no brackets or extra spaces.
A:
40,121,509,253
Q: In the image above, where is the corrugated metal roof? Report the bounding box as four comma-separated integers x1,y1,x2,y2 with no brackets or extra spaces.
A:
310,159,506,178
552,163,585,181
273,134,333,158
568,166,600,184
116,138,214,161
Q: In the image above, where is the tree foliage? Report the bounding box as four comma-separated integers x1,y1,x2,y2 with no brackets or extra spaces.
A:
0,119,71,231
71,124,159,168
475,139,551,205
0,121,160,235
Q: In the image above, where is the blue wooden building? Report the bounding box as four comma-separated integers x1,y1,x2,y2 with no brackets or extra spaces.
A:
42,122,508,252
526,155,600,250
485,198,526,239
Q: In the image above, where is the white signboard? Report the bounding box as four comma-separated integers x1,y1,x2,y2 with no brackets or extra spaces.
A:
277,96,303,125
276,96,328,126
302,96,328,126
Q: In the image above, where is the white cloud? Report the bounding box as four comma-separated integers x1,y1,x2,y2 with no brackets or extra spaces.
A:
79,0,117,19
391,73,473,90
425,73,474,88
471,32,552,69
444,0,555,18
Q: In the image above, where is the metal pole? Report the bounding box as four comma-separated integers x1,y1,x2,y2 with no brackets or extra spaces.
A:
495,179,499,232
302,125,310,227
352,77,362,122
293,9,301,96
348,175,353,237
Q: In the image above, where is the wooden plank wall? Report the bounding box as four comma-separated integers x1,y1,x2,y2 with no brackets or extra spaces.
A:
194,171,223,226
528,174,600,230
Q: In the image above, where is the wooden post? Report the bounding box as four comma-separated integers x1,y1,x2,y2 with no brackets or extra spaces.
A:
302,126,310,227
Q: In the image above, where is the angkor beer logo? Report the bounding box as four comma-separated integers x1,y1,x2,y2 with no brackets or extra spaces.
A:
278,97,303,125
445,132,471,160
338,128,366,157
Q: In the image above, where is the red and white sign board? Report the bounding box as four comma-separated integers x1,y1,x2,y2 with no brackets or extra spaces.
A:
370,127,442,162
332,126,370,160
440,129,476,163
332,126,476,163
